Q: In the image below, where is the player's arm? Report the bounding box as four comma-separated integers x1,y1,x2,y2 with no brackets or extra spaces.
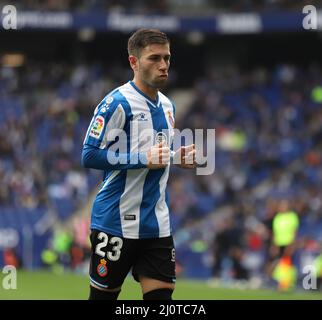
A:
81,97,148,170
82,142,170,170
81,145,148,170
81,96,169,170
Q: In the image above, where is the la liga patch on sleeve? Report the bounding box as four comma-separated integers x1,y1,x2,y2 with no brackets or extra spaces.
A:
89,115,105,139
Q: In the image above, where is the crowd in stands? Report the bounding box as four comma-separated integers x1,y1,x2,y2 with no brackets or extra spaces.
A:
171,62,322,288
1,57,322,289
3,0,321,14
0,62,106,217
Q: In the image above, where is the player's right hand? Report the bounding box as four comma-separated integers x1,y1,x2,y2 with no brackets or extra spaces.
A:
146,141,170,169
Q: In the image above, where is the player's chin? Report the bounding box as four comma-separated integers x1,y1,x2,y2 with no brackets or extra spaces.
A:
153,77,168,88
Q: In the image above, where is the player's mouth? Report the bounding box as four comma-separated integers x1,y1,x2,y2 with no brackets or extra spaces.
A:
158,74,168,78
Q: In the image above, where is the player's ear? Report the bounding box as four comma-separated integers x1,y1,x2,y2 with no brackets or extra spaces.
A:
129,55,138,71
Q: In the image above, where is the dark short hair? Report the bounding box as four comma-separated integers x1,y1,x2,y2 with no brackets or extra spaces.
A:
127,28,169,57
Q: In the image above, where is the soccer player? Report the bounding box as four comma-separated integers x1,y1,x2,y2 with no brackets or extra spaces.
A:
81,28,196,300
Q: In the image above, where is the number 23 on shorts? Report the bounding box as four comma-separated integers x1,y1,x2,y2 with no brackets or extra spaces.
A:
95,231,123,262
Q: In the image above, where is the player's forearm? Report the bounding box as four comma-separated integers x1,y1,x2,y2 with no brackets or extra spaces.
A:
81,145,147,170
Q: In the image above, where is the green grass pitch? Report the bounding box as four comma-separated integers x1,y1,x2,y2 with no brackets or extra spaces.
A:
0,270,321,300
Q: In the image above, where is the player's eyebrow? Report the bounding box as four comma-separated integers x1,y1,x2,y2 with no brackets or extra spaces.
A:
147,54,171,60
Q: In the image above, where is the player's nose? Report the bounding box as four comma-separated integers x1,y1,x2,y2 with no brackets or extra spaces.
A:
159,59,168,71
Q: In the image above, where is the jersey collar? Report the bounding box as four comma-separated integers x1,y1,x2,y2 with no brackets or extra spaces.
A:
129,81,160,107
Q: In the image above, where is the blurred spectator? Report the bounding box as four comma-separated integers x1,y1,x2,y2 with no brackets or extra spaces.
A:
52,229,73,269
3,248,20,268
314,254,322,290
212,215,248,281
271,199,299,259
41,248,58,271
272,255,297,292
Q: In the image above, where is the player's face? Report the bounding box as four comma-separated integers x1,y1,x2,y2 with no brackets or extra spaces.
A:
136,43,171,89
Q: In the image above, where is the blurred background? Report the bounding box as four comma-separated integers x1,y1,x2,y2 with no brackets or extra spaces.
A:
1,0,322,298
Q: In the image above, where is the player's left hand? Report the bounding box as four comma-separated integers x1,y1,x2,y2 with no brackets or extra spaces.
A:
174,144,197,169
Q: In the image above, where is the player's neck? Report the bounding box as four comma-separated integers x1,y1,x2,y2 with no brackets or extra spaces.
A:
132,78,158,102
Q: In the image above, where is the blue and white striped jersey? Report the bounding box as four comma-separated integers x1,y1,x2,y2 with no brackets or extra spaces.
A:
82,81,176,239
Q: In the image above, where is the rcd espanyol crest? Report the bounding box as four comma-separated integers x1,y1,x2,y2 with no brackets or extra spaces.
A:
155,131,168,146
97,258,108,277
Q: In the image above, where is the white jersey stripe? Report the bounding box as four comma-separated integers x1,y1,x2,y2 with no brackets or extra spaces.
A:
119,169,149,238
155,165,171,237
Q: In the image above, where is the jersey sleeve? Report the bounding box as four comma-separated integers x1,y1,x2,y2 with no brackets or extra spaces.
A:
81,94,148,170
83,96,125,149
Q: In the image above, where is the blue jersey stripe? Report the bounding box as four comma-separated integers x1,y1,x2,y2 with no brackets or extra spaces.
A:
139,101,169,238
139,169,164,237
91,170,127,237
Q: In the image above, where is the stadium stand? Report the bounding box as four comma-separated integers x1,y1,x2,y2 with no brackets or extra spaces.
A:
4,0,322,13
